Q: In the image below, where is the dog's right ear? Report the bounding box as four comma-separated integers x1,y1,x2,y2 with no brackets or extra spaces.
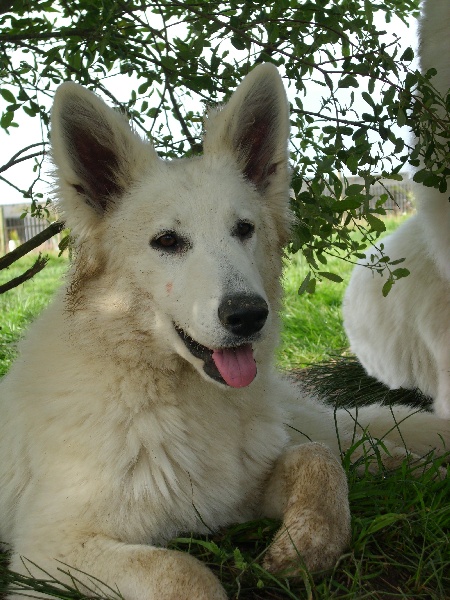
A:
203,63,290,194
51,83,154,220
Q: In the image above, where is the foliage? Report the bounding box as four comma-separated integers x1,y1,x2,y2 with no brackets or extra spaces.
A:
1,0,449,287
279,215,408,368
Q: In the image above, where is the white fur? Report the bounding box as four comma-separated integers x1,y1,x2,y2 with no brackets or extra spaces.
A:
0,63,449,600
343,0,450,418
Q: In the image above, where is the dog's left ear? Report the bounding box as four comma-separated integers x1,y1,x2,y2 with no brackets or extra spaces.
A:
51,82,154,220
203,63,290,192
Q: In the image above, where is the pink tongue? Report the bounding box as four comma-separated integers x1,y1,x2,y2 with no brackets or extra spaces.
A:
211,345,257,388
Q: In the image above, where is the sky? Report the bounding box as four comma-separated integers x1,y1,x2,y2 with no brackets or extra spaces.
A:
0,11,419,207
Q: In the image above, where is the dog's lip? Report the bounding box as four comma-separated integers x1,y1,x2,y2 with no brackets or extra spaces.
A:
174,324,255,387
174,324,249,353
174,324,213,359
174,324,227,385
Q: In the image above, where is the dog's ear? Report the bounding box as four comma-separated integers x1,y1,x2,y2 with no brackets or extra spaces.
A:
51,83,154,215
203,63,290,192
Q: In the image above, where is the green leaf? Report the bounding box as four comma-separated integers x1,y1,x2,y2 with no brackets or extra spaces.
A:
230,36,247,50
331,197,362,211
346,184,365,195
0,88,15,103
305,277,316,294
319,271,344,283
413,169,441,187
138,81,150,94
397,108,407,127
338,75,358,88
382,173,403,181
366,214,386,233
361,91,375,108
23,105,38,117
400,47,414,62
298,271,311,295
160,56,176,71
233,548,248,570
1,110,14,129
58,233,71,256
376,193,388,207
404,72,417,90
392,268,410,279
352,127,367,141
346,155,359,173
298,271,317,295
382,278,393,297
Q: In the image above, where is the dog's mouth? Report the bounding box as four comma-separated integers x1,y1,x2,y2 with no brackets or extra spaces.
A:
175,326,257,388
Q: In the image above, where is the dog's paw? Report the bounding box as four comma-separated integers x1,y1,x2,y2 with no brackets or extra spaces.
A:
262,507,350,575
261,442,351,575
134,550,228,600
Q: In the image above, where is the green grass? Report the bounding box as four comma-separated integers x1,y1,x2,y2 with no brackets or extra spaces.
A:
1,218,449,599
279,250,352,369
278,216,409,370
0,253,67,377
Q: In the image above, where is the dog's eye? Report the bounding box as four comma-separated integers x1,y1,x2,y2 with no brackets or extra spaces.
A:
234,221,254,240
151,232,180,251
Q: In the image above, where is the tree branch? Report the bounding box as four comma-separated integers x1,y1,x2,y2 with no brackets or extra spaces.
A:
0,221,64,271
166,81,203,153
0,254,48,294
0,151,46,174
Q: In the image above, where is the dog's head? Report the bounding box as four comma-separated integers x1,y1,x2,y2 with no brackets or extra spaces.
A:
51,64,292,388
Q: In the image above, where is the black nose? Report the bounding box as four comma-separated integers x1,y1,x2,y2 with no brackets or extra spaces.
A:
218,294,269,337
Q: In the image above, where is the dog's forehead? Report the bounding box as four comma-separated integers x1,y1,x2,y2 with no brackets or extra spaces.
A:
132,156,261,224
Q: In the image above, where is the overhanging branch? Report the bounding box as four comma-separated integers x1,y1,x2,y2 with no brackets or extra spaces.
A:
0,254,48,294
0,220,64,271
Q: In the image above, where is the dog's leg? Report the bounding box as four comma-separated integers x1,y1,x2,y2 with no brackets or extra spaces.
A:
334,404,450,472
7,534,227,600
287,392,450,470
261,442,350,574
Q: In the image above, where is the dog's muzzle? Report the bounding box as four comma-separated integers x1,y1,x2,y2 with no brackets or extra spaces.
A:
176,293,268,388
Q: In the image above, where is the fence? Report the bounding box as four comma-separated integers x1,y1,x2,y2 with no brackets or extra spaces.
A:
0,205,59,255
346,173,415,214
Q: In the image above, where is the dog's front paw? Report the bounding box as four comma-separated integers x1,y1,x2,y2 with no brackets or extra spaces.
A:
262,506,350,574
261,443,351,575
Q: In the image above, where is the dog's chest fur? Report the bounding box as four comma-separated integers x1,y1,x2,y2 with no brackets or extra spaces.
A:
27,308,289,545
111,375,288,543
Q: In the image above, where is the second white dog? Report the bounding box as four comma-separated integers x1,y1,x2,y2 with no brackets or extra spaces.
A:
343,0,450,418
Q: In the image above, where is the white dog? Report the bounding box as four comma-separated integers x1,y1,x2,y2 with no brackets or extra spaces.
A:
343,0,450,418
0,63,449,600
